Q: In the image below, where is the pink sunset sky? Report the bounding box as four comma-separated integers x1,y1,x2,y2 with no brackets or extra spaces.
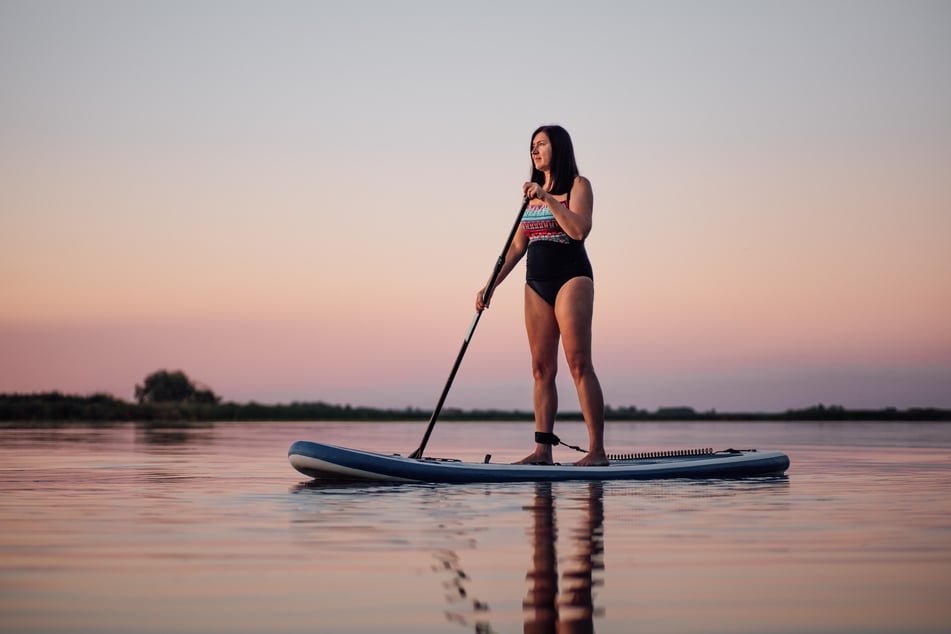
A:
2,2,949,412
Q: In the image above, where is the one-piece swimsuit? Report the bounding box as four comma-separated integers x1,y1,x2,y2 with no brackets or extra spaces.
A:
522,191,593,306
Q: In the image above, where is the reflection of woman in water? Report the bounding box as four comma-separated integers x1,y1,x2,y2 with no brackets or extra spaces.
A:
523,482,605,633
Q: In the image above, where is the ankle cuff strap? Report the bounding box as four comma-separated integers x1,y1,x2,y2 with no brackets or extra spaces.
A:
535,432,561,445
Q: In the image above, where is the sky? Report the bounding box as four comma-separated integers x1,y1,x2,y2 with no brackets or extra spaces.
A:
1,0,949,413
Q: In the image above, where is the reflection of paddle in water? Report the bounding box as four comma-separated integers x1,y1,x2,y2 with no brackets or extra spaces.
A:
434,548,492,631
523,481,605,634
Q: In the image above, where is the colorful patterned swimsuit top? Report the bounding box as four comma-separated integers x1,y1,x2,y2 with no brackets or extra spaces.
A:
521,193,593,306
521,199,577,245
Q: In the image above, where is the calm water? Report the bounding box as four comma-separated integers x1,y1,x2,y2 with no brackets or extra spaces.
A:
1,421,949,634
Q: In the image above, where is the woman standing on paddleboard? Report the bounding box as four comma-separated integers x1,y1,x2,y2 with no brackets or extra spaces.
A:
477,125,608,467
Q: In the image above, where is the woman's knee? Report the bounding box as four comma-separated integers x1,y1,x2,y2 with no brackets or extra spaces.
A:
531,358,557,383
565,353,594,383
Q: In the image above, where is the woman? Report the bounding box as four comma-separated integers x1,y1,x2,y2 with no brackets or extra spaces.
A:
477,125,608,467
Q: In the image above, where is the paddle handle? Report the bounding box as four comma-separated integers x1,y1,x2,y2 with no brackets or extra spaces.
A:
409,197,530,459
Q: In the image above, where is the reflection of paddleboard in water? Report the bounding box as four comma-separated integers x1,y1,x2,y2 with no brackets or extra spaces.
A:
288,441,790,483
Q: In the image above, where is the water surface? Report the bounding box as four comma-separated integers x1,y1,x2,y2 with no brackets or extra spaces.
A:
1,421,949,633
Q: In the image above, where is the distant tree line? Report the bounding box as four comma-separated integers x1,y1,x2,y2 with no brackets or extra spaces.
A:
0,391,537,423
602,403,951,422
1,370,949,423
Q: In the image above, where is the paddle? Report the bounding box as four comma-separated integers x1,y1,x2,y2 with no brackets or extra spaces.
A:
409,196,531,459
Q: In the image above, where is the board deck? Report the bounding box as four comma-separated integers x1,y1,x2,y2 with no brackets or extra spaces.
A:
288,440,790,483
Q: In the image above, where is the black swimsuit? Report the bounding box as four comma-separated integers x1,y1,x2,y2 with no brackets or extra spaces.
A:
522,192,593,306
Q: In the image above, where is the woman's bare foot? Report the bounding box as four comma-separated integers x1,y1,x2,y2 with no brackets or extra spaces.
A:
573,451,609,467
513,447,554,465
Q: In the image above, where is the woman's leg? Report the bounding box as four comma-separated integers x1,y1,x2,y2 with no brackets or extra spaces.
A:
514,283,561,464
555,277,608,466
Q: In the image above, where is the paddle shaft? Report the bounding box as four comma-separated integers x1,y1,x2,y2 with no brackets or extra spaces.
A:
409,197,530,459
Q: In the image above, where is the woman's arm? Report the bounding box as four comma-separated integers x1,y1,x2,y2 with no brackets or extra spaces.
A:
476,228,528,310
524,176,594,241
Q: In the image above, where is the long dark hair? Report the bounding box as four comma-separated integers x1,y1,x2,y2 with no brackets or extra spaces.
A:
529,124,579,196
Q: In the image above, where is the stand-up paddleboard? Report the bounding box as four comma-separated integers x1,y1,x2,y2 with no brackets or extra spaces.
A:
288,440,790,483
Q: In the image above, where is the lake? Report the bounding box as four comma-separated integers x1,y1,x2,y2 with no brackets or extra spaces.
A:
1,420,949,633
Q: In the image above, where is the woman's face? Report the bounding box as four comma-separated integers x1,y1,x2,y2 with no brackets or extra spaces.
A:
531,132,552,172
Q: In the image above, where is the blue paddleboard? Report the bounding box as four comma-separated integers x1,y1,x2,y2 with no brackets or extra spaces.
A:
288,440,790,483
